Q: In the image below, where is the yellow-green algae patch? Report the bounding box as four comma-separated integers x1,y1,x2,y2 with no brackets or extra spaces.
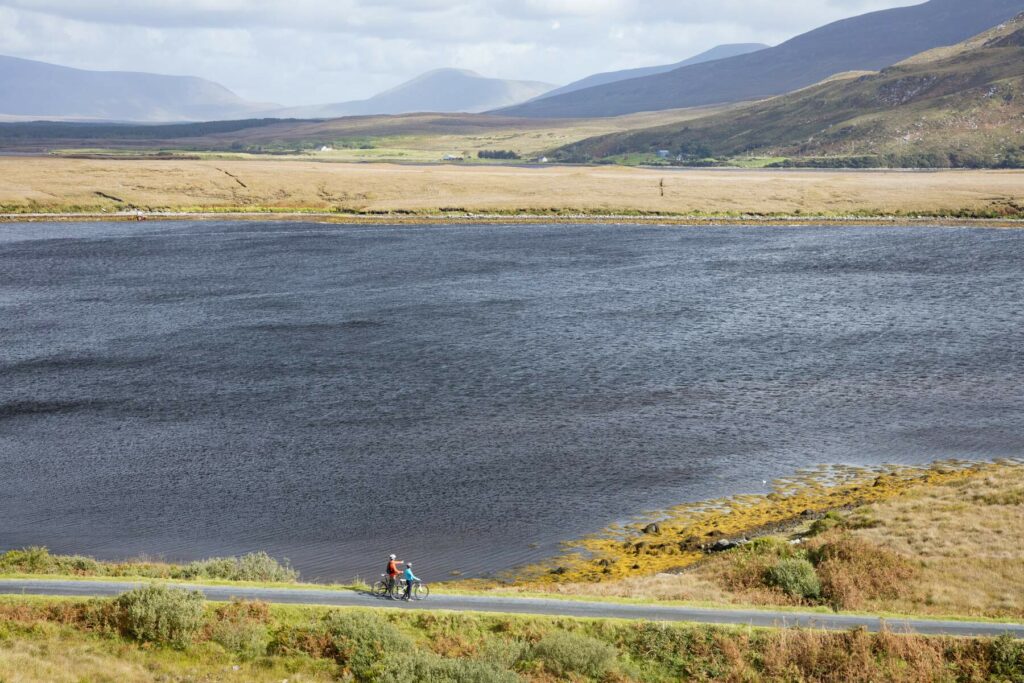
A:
502,459,1023,586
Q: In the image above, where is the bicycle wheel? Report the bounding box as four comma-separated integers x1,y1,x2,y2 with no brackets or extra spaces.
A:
372,580,388,597
390,580,406,599
413,583,430,600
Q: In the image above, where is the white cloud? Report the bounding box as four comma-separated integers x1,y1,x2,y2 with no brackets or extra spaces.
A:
0,0,925,105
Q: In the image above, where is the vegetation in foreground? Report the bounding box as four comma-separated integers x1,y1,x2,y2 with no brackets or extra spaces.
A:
2,589,1024,682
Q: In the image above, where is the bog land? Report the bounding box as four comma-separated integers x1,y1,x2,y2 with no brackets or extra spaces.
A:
2,157,1024,220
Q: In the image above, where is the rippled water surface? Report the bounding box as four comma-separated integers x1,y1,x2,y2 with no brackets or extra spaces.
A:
2,222,1022,580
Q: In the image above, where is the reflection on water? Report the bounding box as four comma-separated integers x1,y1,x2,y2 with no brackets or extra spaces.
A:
1,222,1022,580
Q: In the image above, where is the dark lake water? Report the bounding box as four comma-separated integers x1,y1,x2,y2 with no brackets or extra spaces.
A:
1,221,1022,581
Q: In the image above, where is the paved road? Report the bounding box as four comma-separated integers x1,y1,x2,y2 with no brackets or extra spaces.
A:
2,579,1022,639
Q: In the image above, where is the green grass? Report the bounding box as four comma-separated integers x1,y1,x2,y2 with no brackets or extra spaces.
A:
3,594,1024,682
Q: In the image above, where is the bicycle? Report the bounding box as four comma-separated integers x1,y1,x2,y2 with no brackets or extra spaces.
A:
372,574,405,599
394,578,430,600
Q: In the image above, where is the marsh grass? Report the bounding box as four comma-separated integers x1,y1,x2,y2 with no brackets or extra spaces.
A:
2,158,1023,219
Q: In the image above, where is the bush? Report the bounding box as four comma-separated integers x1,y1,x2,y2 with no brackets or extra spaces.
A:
379,651,520,683
273,610,414,679
808,511,846,537
763,559,821,600
530,630,618,680
179,552,298,583
807,533,917,610
0,547,55,573
207,600,270,659
113,585,205,648
720,537,803,595
743,537,798,558
324,611,414,678
991,634,1024,679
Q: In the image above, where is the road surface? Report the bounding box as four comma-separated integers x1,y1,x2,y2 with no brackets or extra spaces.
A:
1,579,1021,639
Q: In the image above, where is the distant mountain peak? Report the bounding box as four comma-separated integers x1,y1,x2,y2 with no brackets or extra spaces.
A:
269,69,558,119
0,54,276,122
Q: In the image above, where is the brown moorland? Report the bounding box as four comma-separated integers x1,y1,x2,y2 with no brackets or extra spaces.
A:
1,157,1023,218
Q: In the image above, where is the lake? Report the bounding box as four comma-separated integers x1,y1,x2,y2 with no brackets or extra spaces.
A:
1,221,1022,580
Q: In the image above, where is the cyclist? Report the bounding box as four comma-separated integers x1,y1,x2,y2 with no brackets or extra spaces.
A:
386,554,404,596
402,562,421,600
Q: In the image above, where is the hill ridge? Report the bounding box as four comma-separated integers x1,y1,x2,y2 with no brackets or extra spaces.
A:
497,0,1024,118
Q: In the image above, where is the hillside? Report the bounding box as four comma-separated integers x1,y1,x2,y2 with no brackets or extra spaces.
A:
271,69,556,118
498,0,1024,118
537,43,768,100
0,55,273,122
553,14,1024,168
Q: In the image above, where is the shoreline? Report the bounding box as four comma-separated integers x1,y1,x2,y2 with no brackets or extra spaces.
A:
5,458,1018,589
3,211,1024,228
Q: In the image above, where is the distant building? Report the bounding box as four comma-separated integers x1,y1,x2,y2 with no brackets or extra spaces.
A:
656,150,670,159
443,154,464,161
319,146,333,152
538,156,549,163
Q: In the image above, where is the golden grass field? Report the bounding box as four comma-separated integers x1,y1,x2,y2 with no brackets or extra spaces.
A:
2,157,1023,218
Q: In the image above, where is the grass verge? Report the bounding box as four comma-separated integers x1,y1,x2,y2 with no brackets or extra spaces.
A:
2,593,1024,682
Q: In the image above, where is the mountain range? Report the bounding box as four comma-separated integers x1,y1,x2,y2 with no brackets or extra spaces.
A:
267,69,555,118
535,43,768,100
552,13,1024,169
498,0,1024,118
0,55,275,122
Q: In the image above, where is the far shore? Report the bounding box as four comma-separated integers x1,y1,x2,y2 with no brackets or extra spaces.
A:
2,158,1022,222
2,211,1024,229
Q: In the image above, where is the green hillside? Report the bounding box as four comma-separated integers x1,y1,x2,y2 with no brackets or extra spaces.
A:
553,14,1024,168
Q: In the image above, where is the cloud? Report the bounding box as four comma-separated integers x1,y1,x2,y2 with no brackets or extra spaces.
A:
0,0,924,105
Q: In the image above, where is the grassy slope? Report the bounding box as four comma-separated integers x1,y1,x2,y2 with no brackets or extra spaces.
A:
556,16,1024,168
3,596,1024,682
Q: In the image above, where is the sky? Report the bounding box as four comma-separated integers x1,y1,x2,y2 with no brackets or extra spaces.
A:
1,0,925,106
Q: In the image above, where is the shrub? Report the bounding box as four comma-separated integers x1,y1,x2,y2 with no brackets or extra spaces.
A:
324,611,414,679
207,600,271,659
991,634,1024,679
720,538,804,596
743,536,798,558
273,610,414,679
530,630,618,680
807,511,845,537
763,559,821,601
807,533,917,610
378,651,521,683
178,552,298,583
0,547,56,573
112,585,205,648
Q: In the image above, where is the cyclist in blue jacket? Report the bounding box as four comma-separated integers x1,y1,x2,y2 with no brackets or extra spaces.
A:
402,563,421,600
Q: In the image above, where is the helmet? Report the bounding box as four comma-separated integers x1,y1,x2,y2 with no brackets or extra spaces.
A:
389,554,396,560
